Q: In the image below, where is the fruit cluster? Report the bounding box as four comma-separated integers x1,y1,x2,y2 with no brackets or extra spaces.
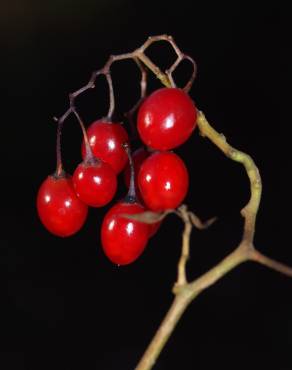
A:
37,87,197,265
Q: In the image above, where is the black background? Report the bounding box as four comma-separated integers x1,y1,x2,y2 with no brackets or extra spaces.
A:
1,1,290,369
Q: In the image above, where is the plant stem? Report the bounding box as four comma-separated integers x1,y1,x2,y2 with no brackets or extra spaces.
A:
196,111,262,242
55,120,64,177
72,109,95,162
135,243,292,370
135,246,248,370
175,208,193,288
55,35,196,130
123,143,137,203
135,293,192,370
249,250,292,277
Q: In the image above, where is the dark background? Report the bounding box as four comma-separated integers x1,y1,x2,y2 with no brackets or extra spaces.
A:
1,1,290,369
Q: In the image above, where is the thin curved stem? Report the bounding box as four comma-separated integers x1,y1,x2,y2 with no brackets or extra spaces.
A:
196,111,262,243
71,109,95,162
105,73,115,119
122,143,137,202
55,120,64,177
175,208,193,288
124,58,148,139
134,57,147,99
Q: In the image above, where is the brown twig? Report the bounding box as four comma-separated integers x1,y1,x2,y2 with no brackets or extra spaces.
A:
54,35,196,127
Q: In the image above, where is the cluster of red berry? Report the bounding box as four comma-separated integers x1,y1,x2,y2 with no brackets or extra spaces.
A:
37,87,197,265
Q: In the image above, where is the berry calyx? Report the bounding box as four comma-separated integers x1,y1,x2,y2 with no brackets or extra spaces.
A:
137,88,197,150
138,151,189,211
81,120,129,174
37,174,88,237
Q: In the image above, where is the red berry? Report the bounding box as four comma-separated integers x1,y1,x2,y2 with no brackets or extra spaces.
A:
138,151,189,211
137,88,197,150
37,175,88,237
81,120,129,174
101,202,149,265
72,159,117,207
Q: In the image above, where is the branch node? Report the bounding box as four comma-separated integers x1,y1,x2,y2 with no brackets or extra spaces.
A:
172,282,189,295
228,148,238,160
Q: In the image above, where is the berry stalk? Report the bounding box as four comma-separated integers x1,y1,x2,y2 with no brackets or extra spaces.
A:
72,109,96,163
55,120,64,178
122,142,137,203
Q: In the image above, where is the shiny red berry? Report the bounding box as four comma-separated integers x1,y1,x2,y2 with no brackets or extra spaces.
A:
37,174,88,237
137,88,197,150
81,120,129,174
138,151,189,211
101,202,149,265
72,158,117,207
